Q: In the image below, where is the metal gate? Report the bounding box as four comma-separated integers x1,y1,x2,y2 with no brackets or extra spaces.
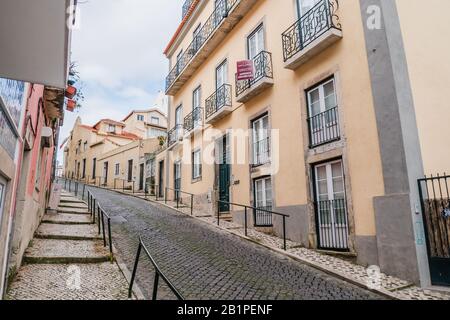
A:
418,174,450,287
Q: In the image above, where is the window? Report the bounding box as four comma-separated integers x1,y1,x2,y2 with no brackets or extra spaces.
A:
148,128,166,138
175,105,183,139
176,50,183,75
248,24,265,59
254,177,273,226
193,23,202,52
108,124,116,133
307,78,339,147
192,86,202,127
92,158,97,178
115,163,120,176
192,149,202,180
252,114,270,166
150,116,160,125
297,0,321,17
83,141,88,152
216,59,228,89
137,115,145,121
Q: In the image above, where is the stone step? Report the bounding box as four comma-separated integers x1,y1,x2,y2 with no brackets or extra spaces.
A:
35,224,101,241
42,213,92,225
58,202,88,209
6,263,129,300
23,239,110,264
57,207,90,215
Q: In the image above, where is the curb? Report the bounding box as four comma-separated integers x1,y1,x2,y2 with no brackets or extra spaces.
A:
71,184,401,300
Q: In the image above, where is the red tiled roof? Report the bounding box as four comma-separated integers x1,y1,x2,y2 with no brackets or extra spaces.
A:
93,119,125,129
163,0,200,55
116,131,140,140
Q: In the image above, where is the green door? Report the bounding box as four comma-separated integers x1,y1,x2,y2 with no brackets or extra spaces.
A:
218,135,230,212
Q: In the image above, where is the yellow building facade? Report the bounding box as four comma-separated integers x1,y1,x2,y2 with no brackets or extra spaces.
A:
159,0,450,287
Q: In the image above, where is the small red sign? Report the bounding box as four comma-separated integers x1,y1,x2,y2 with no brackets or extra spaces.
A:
236,60,254,81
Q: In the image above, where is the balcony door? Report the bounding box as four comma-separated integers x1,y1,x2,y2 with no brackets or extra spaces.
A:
175,105,183,139
252,114,270,166
216,60,228,90
192,86,202,128
314,159,349,250
307,78,339,147
296,0,321,18
174,161,181,200
248,24,265,60
254,177,273,227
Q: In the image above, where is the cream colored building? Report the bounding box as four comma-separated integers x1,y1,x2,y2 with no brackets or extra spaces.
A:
64,117,141,184
158,0,450,287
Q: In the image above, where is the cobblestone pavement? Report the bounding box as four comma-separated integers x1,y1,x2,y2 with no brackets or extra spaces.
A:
83,186,384,300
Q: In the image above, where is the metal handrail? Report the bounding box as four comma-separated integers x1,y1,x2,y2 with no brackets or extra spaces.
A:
87,190,114,259
129,236,184,300
165,187,194,215
217,200,290,250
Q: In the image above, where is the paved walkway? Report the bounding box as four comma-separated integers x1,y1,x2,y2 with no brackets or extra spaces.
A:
75,185,384,300
6,191,130,300
90,184,450,300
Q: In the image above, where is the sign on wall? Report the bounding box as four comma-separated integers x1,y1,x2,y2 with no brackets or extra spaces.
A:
0,78,26,158
236,60,254,81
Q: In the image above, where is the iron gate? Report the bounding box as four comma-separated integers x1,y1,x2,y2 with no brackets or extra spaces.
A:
418,174,450,287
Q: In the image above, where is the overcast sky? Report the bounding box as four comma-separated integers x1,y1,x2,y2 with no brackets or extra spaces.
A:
58,0,181,163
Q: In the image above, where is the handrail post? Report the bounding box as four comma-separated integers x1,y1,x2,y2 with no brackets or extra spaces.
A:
97,206,101,235
217,201,220,226
244,206,248,237
114,179,116,190
165,188,167,204
128,242,142,299
82,184,86,200
101,211,106,247
123,180,125,192
152,273,160,301
283,215,287,251
108,217,113,260
93,199,96,224
190,194,194,216
176,191,179,209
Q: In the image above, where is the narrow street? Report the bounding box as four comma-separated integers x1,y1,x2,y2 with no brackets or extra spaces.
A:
77,184,383,300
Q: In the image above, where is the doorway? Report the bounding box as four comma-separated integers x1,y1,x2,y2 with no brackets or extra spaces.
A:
103,162,108,186
217,134,230,212
158,160,164,198
139,163,144,191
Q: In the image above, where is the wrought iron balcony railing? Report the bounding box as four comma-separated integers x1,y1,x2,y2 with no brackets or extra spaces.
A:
235,51,273,97
205,84,233,120
166,0,240,92
182,0,194,20
307,106,340,148
315,198,349,250
184,107,203,133
253,137,270,166
282,0,341,62
254,205,273,227
168,124,184,147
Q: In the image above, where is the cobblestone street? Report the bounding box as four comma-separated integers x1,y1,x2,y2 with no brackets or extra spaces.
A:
82,185,384,300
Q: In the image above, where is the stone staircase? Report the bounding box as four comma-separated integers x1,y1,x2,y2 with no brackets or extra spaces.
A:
6,190,130,300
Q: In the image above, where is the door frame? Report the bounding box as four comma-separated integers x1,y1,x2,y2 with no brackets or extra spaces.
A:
139,163,144,190
217,134,231,212
158,160,164,198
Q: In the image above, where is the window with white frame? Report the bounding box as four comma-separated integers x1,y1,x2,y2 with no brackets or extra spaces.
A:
192,149,202,180
148,128,166,138
115,163,120,176
108,124,116,133
306,78,339,147
254,177,273,210
137,115,145,121
248,24,265,59
150,116,160,125
192,86,202,127
252,114,270,166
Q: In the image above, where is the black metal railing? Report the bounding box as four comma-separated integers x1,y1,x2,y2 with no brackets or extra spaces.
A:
307,106,340,148
129,236,184,300
165,187,194,216
253,137,271,166
282,0,341,62
254,205,273,227
182,0,194,20
166,0,240,92
217,200,290,250
236,51,273,97
205,84,232,120
168,124,184,147
184,107,203,133
315,198,349,251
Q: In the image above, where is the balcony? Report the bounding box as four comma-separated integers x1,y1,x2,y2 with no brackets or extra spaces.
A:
165,0,259,96
168,124,184,149
235,51,274,103
282,0,342,70
307,106,340,148
205,84,233,125
184,107,204,138
252,137,271,167
182,0,195,20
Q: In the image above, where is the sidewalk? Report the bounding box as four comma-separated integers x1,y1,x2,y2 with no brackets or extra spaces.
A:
106,186,450,301
6,191,131,300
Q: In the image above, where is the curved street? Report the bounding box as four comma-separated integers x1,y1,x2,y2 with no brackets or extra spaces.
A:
80,185,383,300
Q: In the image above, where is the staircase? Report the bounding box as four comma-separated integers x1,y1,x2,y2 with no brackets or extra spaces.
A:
6,190,130,300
